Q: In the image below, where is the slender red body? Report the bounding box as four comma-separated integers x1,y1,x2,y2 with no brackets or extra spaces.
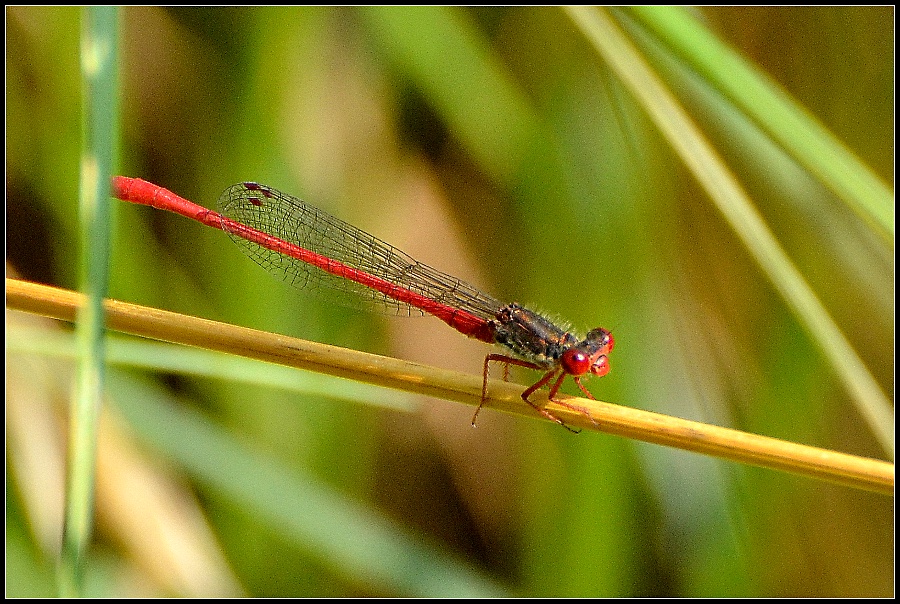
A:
112,176,614,430
113,177,495,341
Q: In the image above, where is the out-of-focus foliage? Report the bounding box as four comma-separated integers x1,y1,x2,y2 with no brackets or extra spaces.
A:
6,6,893,597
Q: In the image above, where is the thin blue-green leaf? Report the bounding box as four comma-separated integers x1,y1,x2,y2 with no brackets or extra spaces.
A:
62,6,120,596
564,7,893,458
626,6,894,243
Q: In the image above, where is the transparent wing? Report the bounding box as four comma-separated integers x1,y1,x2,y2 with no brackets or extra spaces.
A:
217,182,503,320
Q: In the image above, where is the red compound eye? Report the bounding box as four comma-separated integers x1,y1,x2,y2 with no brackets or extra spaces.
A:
561,349,591,376
591,355,610,377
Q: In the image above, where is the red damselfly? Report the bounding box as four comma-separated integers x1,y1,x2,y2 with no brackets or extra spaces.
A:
112,177,614,431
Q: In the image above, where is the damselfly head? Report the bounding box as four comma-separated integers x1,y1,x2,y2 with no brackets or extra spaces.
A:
560,327,613,377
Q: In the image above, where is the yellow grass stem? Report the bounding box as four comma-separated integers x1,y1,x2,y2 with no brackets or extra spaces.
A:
7,277,893,496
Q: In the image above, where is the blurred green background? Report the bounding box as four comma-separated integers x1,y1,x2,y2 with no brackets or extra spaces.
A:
6,6,893,597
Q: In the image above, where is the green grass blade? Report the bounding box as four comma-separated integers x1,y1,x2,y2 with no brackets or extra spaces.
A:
627,6,894,243
564,6,893,458
358,6,541,186
108,372,508,597
7,325,416,413
60,6,120,596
